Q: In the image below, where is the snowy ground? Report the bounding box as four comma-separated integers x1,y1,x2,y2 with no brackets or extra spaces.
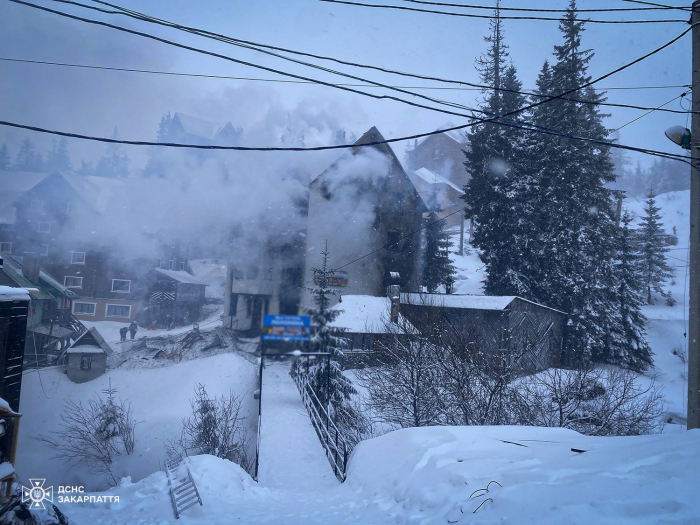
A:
16,352,257,492
59,425,700,524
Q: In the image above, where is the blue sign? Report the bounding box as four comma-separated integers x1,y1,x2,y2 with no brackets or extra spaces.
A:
262,315,311,341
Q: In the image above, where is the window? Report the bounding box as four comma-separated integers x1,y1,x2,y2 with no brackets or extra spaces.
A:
169,260,174,270
387,230,401,250
156,258,162,268
111,279,131,293
40,244,49,256
72,302,96,316
180,262,185,271
64,276,83,289
37,222,51,233
66,202,75,214
1,224,14,232
70,251,86,264
0,242,11,253
106,304,131,318
80,355,92,370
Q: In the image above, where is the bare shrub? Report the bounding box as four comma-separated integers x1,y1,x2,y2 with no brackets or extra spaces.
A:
166,384,252,474
37,386,136,485
355,317,444,429
517,366,665,436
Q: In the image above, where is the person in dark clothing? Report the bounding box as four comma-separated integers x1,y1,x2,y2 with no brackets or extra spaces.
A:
128,321,138,340
119,326,128,342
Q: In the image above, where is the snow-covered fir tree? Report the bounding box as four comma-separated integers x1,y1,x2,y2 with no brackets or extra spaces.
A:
463,2,535,296
295,244,357,418
46,137,72,173
96,127,129,178
13,138,43,172
77,159,95,177
609,210,653,371
143,112,172,178
0,143,9,171
638,186,674,304
422,189,456,293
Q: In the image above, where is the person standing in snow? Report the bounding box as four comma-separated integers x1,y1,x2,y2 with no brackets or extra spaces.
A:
119,326,128,342
129,320,138,340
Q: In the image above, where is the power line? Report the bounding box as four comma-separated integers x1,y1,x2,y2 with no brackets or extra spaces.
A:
398,0,683,13
612,90,692,132
0,56,688,94
8,1,696,163
58,0,695,116
0,118,692,164
316,0,689,23
622,0,693,12
2,55,691,116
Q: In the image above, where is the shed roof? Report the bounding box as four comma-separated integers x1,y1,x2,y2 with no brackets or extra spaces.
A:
67,344,105,354
0,285,30,302
400,293,566,314
409,168,464,194
1,254,77,299
330,295,418,334
70,327,113,356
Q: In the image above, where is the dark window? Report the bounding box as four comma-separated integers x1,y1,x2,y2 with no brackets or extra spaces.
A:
106,304,131,318
352,334,363,351
111,279,131,293
72,302,95,315
387,230,401,250
180,262,185,271
80,355,92,370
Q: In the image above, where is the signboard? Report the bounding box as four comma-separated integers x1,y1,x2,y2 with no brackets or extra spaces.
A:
313,270,349,287
261,315,310,342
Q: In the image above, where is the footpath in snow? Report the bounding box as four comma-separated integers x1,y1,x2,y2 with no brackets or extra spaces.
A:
256,361,336,491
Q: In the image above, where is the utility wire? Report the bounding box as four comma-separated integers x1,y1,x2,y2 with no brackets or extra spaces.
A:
622,0,693,12
53,0,694,115
397,0,679,13
7,1,695,163
316,0,689,23
0,56,689,96
612,89,692,132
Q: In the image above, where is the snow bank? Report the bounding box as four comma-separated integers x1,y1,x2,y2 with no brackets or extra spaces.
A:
345,425,700,524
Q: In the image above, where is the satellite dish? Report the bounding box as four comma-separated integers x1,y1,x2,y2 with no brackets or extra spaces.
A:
665,125,692,150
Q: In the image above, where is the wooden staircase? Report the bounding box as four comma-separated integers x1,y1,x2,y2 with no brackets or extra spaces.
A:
165,460,203,519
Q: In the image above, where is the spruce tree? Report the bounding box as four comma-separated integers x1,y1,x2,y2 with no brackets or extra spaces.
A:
13,138,43,171
423,189,456,292
143,113,172,178
638,186,674,304
610,210,652,371
0,144,9,171
46,137,72,173
77,159,95,177
462,2,531,295
96,127,129,178
299,244,356,418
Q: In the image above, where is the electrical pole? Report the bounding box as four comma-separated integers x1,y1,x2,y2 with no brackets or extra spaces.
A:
689,0,700,430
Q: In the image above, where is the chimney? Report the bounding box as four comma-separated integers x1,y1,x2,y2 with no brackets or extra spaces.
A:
22,253,41,284
387,284,400,324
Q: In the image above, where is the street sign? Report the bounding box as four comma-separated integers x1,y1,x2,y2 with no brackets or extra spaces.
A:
261,315,311,342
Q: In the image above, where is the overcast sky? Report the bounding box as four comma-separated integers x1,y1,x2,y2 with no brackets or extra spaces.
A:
0,0,692,174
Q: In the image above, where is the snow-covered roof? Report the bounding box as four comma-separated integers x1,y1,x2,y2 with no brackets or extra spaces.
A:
330,295,417,334
415,122,467,148
67,344,105,354
400,293,566,314
2,254,77,299
69,327,113,356
172,113,231,141
154,268,207,285
409,168,464,194
0,170,49,223
0,285,30,302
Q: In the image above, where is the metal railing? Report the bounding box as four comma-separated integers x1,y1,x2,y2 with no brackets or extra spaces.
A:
292,372,350,482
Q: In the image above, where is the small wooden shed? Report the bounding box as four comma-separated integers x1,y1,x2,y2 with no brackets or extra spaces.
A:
64,327,113,383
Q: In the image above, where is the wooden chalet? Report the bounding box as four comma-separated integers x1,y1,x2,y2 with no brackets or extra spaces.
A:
142,268,207,328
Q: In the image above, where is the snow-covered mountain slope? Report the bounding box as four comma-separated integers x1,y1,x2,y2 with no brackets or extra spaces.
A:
63,427,700,524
